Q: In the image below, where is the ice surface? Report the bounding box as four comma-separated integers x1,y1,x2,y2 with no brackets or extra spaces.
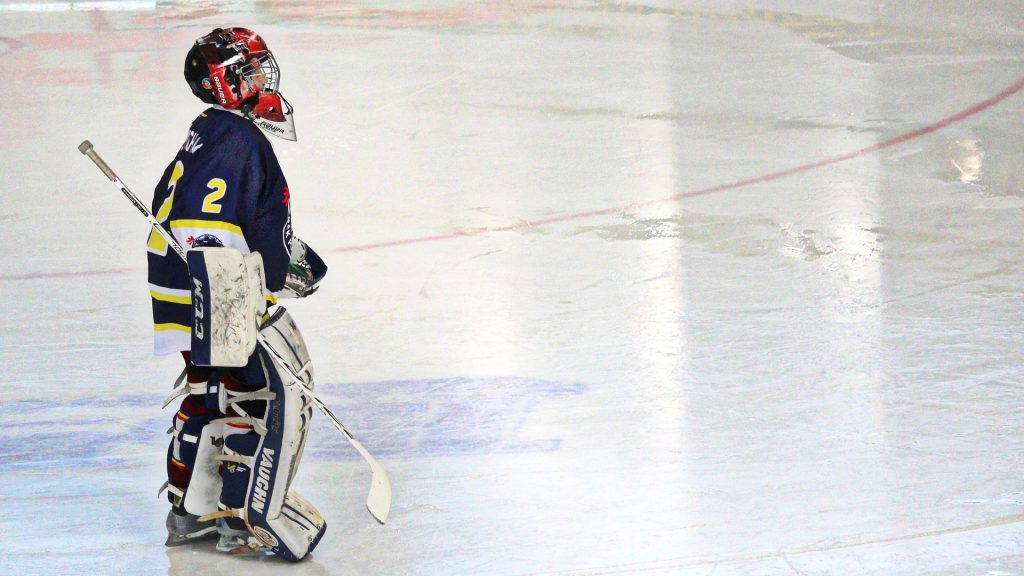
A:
2,1,1023,575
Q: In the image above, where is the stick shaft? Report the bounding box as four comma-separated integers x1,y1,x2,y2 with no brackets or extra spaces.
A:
79,141,187,260
120,176,187,260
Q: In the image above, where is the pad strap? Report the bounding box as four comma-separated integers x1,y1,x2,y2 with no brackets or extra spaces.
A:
198,509,242,522
216,416,267,437
222,390,277,415
226,390,277,404
162,380,215,409
214,453,252,466
158,481,185,500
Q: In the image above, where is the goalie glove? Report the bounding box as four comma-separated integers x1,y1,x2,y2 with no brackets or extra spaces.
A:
275,237,328,299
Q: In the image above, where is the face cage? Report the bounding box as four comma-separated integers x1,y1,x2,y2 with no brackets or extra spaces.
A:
238,51,280,96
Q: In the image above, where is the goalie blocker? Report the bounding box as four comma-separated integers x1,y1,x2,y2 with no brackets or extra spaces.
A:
183,247,327,561
186,247,267,367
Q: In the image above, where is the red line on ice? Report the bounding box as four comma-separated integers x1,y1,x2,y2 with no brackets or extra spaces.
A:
330,75,1024,254
3,75,1023,281
3,268,137,281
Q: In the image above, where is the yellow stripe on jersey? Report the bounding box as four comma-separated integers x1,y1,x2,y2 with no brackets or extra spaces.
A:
156,162,184,223
148,161,186,256
147,229,168,255
150,289,191,305
154,322,191,333
170,219,244,236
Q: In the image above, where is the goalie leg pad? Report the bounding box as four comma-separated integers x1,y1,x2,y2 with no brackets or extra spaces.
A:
166,395,219,503
221,430,260,510
256,490,327,561
181,420,225,515
160,353,228,524
243,308,325,561
194,308,324,561
165,394,228,517
164,355,269,517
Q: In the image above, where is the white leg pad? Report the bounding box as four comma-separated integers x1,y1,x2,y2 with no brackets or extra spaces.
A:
183,421,225,516
243,308,326,561
251,490,326,561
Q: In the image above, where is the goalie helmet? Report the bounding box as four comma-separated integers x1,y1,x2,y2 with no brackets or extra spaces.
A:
184,27,296,141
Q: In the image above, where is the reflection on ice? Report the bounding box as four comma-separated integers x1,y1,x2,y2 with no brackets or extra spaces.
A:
3,1,1024,575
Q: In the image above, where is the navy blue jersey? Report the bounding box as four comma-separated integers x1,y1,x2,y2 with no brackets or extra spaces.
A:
148,107,292,355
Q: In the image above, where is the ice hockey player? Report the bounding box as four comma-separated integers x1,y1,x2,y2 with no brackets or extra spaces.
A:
149,27,328,560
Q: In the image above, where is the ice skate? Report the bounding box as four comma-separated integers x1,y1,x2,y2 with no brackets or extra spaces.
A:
215,518,272,555
165,508,217,547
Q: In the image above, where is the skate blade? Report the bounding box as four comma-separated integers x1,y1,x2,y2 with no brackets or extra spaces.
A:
217,535,273,556
165,525,218,547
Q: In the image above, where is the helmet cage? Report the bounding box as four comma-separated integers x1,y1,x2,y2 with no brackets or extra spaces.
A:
238,51,280,98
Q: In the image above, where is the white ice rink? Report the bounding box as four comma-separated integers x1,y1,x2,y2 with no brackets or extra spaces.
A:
2,1,1024,574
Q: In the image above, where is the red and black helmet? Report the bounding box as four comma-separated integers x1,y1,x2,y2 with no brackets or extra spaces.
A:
185,27,279,110
185,27,295,139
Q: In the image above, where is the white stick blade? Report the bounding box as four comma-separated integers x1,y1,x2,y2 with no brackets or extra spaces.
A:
367,468,392,524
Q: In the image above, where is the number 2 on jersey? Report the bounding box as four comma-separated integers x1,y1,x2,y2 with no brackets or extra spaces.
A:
202,178,227,214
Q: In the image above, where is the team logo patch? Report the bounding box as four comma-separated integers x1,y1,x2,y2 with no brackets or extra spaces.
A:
192,234,224,248
201,78,212,90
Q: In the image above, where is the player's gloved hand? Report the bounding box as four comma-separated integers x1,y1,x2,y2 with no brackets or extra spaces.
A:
275,237,328,299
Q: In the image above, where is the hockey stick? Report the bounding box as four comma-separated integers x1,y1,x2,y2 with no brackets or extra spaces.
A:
79,140,392,525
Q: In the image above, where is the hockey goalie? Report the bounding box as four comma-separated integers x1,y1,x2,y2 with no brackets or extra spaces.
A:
149,27,328,561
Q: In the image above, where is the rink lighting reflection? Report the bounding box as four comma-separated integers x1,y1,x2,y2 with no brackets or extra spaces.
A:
950,139,984,184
